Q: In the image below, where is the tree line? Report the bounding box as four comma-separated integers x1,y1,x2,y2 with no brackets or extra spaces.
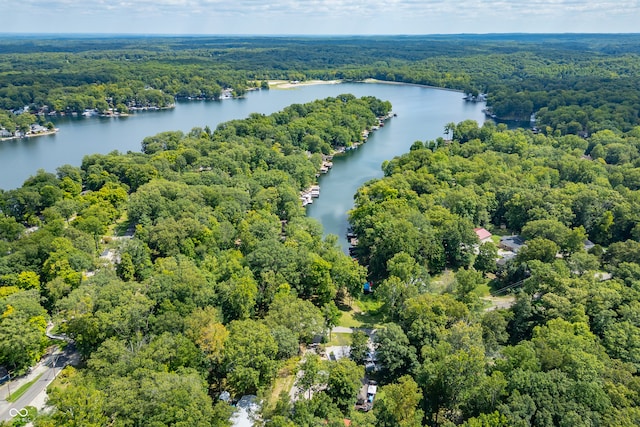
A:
2,34,640,135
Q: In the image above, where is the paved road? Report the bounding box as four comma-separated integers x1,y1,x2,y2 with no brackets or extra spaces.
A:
0,344,79,423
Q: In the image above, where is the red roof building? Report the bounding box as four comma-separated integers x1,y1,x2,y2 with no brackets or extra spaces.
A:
474,227,493,243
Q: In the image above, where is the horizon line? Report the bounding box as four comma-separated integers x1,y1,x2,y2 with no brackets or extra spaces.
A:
1,32,640,38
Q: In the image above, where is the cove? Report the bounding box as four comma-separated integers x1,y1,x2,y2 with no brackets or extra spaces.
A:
303,83,486,251
0,82,485,249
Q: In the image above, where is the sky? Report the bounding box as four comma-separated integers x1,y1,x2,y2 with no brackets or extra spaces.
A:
2,0,640,35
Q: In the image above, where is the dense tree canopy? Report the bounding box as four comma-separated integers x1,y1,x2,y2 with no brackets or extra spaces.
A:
3,34,640,426
0,95,387,426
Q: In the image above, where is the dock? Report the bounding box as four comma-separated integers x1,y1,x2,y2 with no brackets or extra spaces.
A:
301,113,396,207
300,184,320,207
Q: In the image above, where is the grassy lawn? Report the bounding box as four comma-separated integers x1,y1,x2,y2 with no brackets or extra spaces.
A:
430,269,455,294
326,332,352,347
337,294,384,329
113,211,133,236
7,373,43,402
491,226,513,237
263,356,300,410
473,283,492,297
337,309,364,328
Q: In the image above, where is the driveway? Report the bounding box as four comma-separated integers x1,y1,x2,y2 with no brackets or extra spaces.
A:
332,326,376,336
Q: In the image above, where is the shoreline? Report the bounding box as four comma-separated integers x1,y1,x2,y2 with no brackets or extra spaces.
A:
300,111,396,207
268,79,342,89
360,78,465,93
268,78,467,94
0,128,59,142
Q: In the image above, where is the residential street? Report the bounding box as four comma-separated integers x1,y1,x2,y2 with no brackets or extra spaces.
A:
0,345,80,423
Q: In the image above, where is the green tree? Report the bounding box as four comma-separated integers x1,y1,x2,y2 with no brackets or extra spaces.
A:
74,216,107,251
350,330,370,365
264,293,325,343
453,268,486,311
270,325,299,360
474,242,498,274
481,310,511,355
298,354,325,399
323,301,341,340
42,368,109,427
0,314,46,373
420,344,486,425
14,271,41,291
374,323,418,382
217,273,258,321
0,290,48,373
516,237,560,263
326,358,364,413
115,252,135,281
225,319,279,394
374,375,424,427
183,306,227,365
461,411,511,427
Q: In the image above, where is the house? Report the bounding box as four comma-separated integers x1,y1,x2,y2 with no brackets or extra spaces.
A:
30,124,48,133
584,240,595,251
82,109,98,117
0,128,12,138
12,106,29,115
496,251,517,266
325,346,350,361
499,235,525,253
474,227,493,243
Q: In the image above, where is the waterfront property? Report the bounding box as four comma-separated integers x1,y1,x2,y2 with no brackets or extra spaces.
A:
0,124,58,141
0,83,485,254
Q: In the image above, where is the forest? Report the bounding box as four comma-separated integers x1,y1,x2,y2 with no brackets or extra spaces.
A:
0,95,388,426
2,34,640,136
1,34,640,427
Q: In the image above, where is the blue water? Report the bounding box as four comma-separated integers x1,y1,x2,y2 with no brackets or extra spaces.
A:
0,82,485,249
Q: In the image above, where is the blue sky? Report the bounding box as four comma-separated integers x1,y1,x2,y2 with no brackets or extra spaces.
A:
3,0,639,35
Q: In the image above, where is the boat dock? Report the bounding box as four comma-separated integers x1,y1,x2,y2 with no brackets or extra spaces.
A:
300,184,321,207
302,113,396,206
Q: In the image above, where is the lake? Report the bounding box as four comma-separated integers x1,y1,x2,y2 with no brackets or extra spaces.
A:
0,82,486,250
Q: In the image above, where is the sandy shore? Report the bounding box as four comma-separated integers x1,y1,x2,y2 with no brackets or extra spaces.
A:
268,79,342,89
268,78,465,94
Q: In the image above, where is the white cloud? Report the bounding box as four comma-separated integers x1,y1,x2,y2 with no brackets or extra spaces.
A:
3,0,640,33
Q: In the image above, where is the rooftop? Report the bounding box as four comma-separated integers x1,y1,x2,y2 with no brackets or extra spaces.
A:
474,227,492,241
